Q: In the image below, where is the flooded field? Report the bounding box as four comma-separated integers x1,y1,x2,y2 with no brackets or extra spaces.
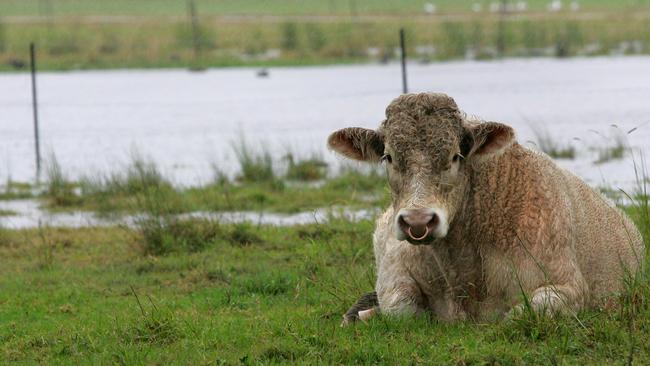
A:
2,56,650,191
0,198,376,229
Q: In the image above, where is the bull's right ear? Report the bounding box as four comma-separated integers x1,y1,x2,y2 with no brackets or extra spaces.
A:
463,122,515,162
327,127,384,162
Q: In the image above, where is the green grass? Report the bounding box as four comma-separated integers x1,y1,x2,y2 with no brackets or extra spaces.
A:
0,206,649,364
59,168,387,215
188,167,387,213
0,180,35,200
2,143,650,364
2,0,649,17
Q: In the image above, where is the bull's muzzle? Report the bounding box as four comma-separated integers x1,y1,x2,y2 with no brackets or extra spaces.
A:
397,208,441,244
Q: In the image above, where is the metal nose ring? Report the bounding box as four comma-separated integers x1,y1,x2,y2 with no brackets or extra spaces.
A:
407,226,429,241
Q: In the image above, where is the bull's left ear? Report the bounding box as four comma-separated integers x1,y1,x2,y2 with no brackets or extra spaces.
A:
463,122,516,160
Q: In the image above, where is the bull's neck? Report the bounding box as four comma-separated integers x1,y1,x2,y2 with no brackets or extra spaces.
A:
453,143,525,248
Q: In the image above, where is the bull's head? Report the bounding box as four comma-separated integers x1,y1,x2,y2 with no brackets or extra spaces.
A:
328,93,515,244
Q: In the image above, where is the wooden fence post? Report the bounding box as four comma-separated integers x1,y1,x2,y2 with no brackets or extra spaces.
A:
30,42,42,180
399,28,408,94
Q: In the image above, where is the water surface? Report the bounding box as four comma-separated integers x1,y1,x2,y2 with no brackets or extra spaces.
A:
2,57,649,191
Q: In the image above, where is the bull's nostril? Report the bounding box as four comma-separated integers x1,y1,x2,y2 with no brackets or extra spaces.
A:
428,214,440,229
398,214,410,234
398,209,438,241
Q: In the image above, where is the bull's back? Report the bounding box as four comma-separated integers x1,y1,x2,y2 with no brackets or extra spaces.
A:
558,167,644,302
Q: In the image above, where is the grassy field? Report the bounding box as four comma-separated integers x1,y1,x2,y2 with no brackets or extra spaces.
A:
0,141,649,364
1,1,650,71
2,0,649,17
0,201,649,364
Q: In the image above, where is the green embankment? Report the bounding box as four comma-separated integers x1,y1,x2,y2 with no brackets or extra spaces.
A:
0,1,650,71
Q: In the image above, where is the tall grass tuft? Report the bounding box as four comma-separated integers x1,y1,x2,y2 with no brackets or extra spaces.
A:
113,153,170,195
284,153,328,181
227,222,262,247
0,221,10,247
133,188,221,256
136,216,222,256
628,154,650,245
232,139,282,188
133,187,265,254
325,165,386,192
126,287,181,345
531,126,576,159
500,305,577,343
44,153,79,207
594,130,627,164
119,154,229,255
77,153,181,214
617,158,650,365
36,222,56,269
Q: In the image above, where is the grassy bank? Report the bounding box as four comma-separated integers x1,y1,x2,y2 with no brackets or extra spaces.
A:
29,151,388,215
0,205,649,363
2,0,648,17
1,11,650,71
43,168,388,215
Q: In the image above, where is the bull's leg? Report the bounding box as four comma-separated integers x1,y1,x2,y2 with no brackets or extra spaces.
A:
341,275,432,326
373,248,431,319
340,291,379,326
377,279,428,317
509,270,588,317
527,283,586,314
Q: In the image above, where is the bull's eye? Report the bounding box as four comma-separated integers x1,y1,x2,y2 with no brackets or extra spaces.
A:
380,154,392,164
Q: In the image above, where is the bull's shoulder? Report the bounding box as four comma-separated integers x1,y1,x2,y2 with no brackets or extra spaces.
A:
466,144,576,246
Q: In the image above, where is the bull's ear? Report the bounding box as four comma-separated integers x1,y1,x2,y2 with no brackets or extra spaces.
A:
327,127,384,162
463,122,515,160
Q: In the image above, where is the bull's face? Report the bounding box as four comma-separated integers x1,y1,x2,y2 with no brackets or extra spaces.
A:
328,93,515,245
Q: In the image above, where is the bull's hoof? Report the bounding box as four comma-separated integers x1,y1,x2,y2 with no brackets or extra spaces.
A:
340,314,357,327
340,291,379,327
341,307,379,326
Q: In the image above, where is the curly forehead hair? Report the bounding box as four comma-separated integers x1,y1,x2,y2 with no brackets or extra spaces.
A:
379,93,465,169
